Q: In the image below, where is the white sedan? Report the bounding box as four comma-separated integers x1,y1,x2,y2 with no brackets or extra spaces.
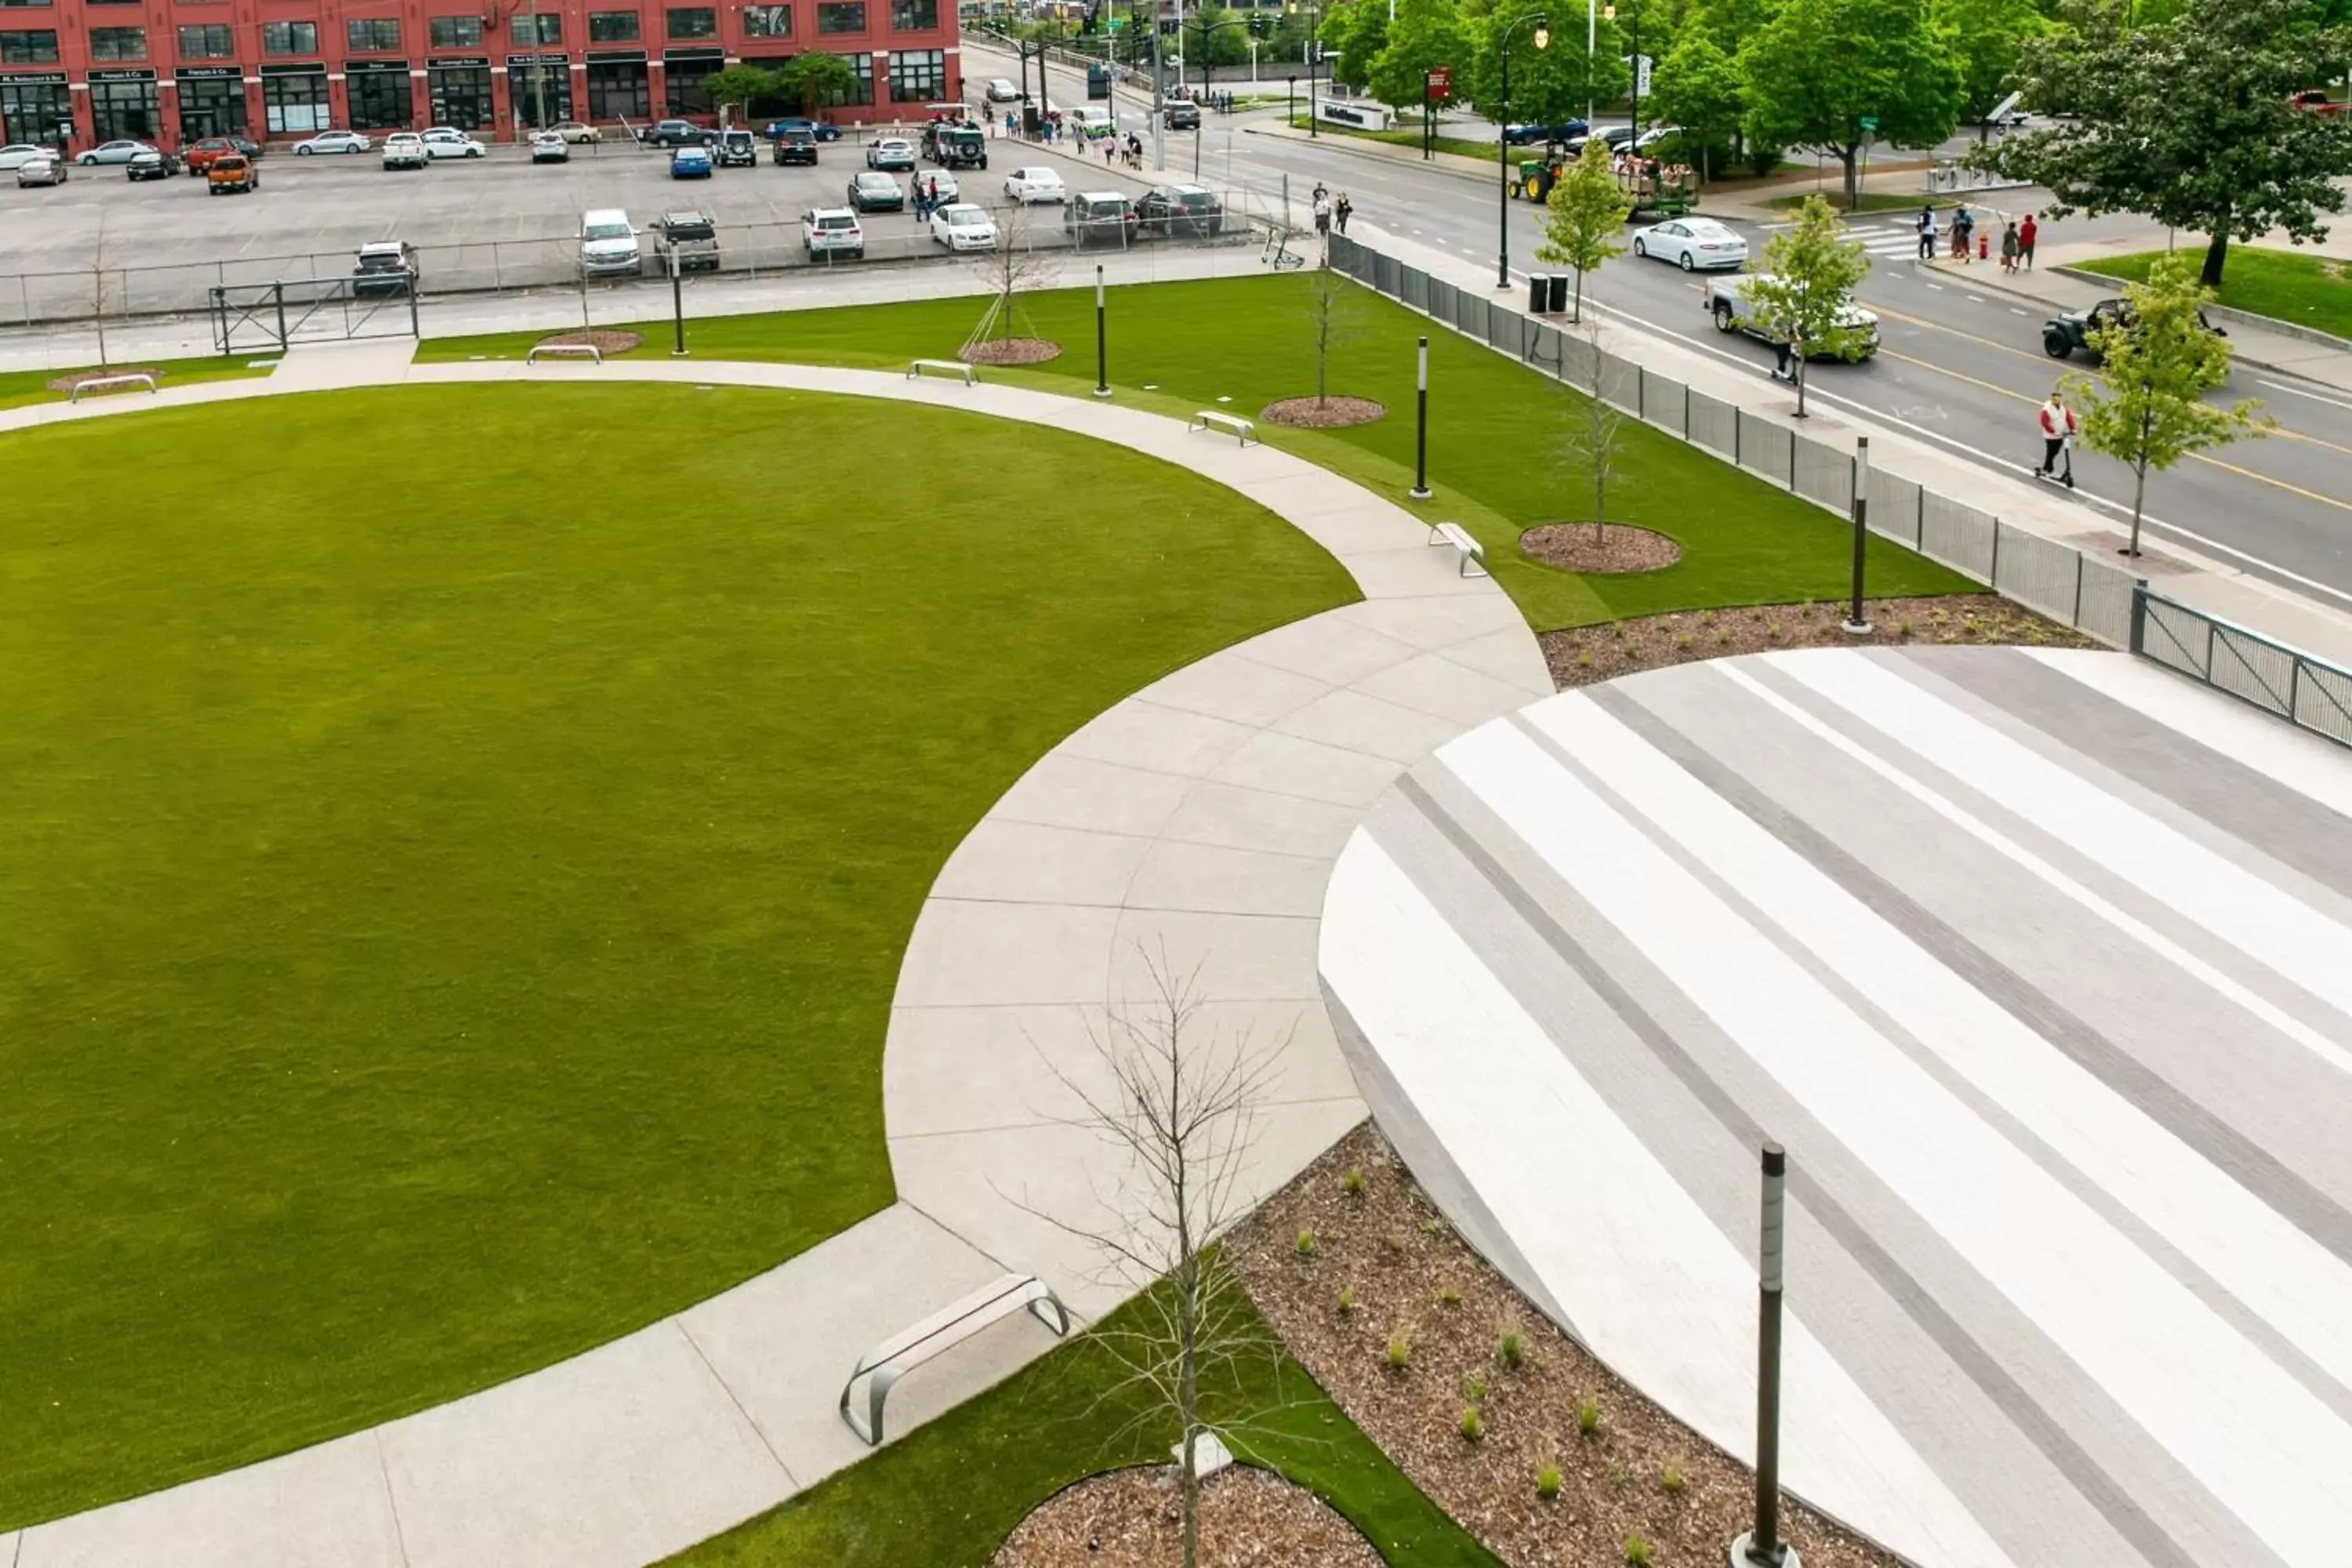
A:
423,128,486,159
1631,216,1748,272
294,129,372,155
1004,165,1066,204
550,120,601,143
0,143,52,170
930,202,998,251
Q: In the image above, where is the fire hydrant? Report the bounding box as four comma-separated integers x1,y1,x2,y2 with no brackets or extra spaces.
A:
1979,230,1991,261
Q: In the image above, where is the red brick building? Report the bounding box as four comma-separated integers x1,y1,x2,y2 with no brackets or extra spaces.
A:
0,0,961,149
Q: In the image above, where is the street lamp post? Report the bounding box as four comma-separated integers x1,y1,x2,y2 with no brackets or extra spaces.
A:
1731,1142,1801,1568
1410,335,1432,498
1497,12,1550,289
1308,0,1322,136
1190,13,1243,174
668,248,687,356
1094,263,1111,396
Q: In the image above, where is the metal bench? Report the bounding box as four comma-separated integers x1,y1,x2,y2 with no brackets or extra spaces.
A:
1428,521,1488,578
840,1272,1069,1446
67,372,158,403
1188,409,1256,446
907,357,977,386
525,343,604,365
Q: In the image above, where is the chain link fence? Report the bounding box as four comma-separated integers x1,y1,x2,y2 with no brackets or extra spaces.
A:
1328,231,2147,651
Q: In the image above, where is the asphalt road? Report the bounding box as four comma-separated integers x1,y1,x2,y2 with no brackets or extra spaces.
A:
970,36,2352,608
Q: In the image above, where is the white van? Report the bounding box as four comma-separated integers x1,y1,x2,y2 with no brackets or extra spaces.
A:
578,209,642,277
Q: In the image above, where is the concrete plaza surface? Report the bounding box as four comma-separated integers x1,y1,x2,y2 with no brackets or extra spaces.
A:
0,339,1549,1567
1324,644,2352,1568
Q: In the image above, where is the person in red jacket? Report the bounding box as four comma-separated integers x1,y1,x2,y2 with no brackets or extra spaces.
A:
2038,389,2078,486
2019,212,2039,270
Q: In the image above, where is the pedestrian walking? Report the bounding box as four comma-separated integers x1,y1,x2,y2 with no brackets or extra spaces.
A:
1916,203,1938,261
1952,204,1975,263
1312,190,1332,238
2036,389,2078,486
1334,192,1352,234
2020,212,2038,270
2000,220,2020,273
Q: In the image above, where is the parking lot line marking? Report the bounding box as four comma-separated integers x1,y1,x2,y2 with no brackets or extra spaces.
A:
1967,295,1986,303
2010,307,2028,315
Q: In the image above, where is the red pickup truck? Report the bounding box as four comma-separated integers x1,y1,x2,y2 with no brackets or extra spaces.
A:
2291,90,2347,120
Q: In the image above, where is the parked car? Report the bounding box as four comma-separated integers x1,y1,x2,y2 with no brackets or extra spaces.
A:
1631,216,1747,271
422,128,486,159
670,144,715,178
762,115,840,142
772,128,819,165
1004,165,1066,204
848,169,903,211
205,153,256,194
382,132,428,170
579,208,643,276
551,120,602,143
1505,118,1589,146
640,118,715,147
985,77,1022,102
922,119,987,168
1066,190,1139,249
715,128,757,167
293,130,372,155
652,209,720,273
1163,100,1200,130
16,154,64,187
2042,296,2225,360
1069,106,1116,138
125,147,177,181
78,139,156,167
866,136,916,171
929,201,998,251
350,239,419,296
910,169,960,203
802,206,865,260
1136,183,1221,238
531,130,569,163
181,136,251,173
1705,272,1880,359
0,143,53,171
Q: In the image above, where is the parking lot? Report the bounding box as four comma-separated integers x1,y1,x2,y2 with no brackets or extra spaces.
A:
0,131,1260,324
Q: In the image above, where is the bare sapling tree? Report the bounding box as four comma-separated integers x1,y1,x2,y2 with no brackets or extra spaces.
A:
1566,312,1625,543
1020,949,1294,1568
92,209,112,371
962,205,1060,358
1308,265,1360,409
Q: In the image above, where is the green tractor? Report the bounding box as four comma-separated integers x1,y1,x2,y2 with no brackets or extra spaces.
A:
1513,150,1570,202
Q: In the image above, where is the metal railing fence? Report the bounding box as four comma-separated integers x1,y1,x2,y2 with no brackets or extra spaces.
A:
2132,590,2352,748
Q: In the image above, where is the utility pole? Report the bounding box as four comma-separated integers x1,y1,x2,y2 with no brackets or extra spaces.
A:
1149,0,1165,172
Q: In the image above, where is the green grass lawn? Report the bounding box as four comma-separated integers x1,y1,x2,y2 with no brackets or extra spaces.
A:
1283,112,1502,162
0,383,1353,1529
2073,246,2352,341
0,354,272,411
424,274,1971,628
667,1280,1498,1568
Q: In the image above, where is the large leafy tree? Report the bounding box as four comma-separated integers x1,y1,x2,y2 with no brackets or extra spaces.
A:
2065,252,2269,556
1978,0,2352,286
1742,193,1871,417
780,53,858,113
1318,1,1390,91
1740,0,1963,206
1367,0,1473,110
1932,0,2048,129
1691,0,1778,54
1466,0,1628,126
1649,28,1746,177
1537,136,1635,321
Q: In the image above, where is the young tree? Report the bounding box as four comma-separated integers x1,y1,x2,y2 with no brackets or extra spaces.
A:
1466,0,1628,128
1931,0,2048,134
1976,0,2352,287
779,52,858,114
2067,251,2270,557
702,64,779,124
1022,954,1289,1568
1566,314,1628,543
1739,0,1962,207
1648,29,1746,180
91,209,112,372
1367,0,1472,112
962,206,1058,356
1307,265,1359,407
1536,136,1634,322
1740,192,1871,416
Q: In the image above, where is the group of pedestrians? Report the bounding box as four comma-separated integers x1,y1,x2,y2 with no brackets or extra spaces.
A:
1309,182,1353,239
911,175,947,222
1916,202,2038,270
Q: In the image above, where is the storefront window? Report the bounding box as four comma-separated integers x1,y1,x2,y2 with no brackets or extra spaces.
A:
346,66,410,126
426,64,490,126
0,75,70,142
510,61,571,125
175,71,246,137
262,67,330,130
663,54,719,112
887,46,940,100
428,15,481,48
89,76,158,139
821,48,870,103
585,60,646,118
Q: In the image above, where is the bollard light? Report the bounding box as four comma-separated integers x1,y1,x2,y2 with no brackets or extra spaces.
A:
1094,264,1111,397
1843,437,1871,634
1410,336,1432,499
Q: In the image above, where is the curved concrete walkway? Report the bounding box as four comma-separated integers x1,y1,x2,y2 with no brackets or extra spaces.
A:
2,340,1549,1568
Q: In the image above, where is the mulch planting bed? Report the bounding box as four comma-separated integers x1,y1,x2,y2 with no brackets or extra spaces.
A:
1230,1127,1907,1568
46,367,162,394
534,329,645,355
961,337,1065,365
1520,524,1682,575
990,1462,1382,1567
1542,594,2097,690
1261,395,1386,427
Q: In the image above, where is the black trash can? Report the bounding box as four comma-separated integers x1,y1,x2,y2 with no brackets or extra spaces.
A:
1529,274,1549,314
1546,274,1570,314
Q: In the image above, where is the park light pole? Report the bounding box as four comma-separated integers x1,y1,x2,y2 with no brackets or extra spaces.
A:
1497,12,1550,289
1410,335,1432,498
1094,263,1111,396
668,245,687,357
1843,436,1871,633
1730,1143,1801,1568
1602,0,1639,146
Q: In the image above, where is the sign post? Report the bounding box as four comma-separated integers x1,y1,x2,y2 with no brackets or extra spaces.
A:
1422,64,1450,160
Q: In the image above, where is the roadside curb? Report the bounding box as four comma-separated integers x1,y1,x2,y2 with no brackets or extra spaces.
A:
1243,122,1498,187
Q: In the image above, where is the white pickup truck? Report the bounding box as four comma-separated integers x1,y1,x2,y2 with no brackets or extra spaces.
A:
1704,273,1882,361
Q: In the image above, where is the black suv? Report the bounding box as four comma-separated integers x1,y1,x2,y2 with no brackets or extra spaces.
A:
772,128,818,165
2043,296,2227,360
1163,101,1200,130
640,118,716,147
1137,183,1222,238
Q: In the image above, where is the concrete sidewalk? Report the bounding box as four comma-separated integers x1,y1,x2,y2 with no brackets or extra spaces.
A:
2,343,1548,1568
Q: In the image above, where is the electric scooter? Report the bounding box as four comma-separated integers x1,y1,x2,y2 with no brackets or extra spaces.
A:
2034,434,2076,489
